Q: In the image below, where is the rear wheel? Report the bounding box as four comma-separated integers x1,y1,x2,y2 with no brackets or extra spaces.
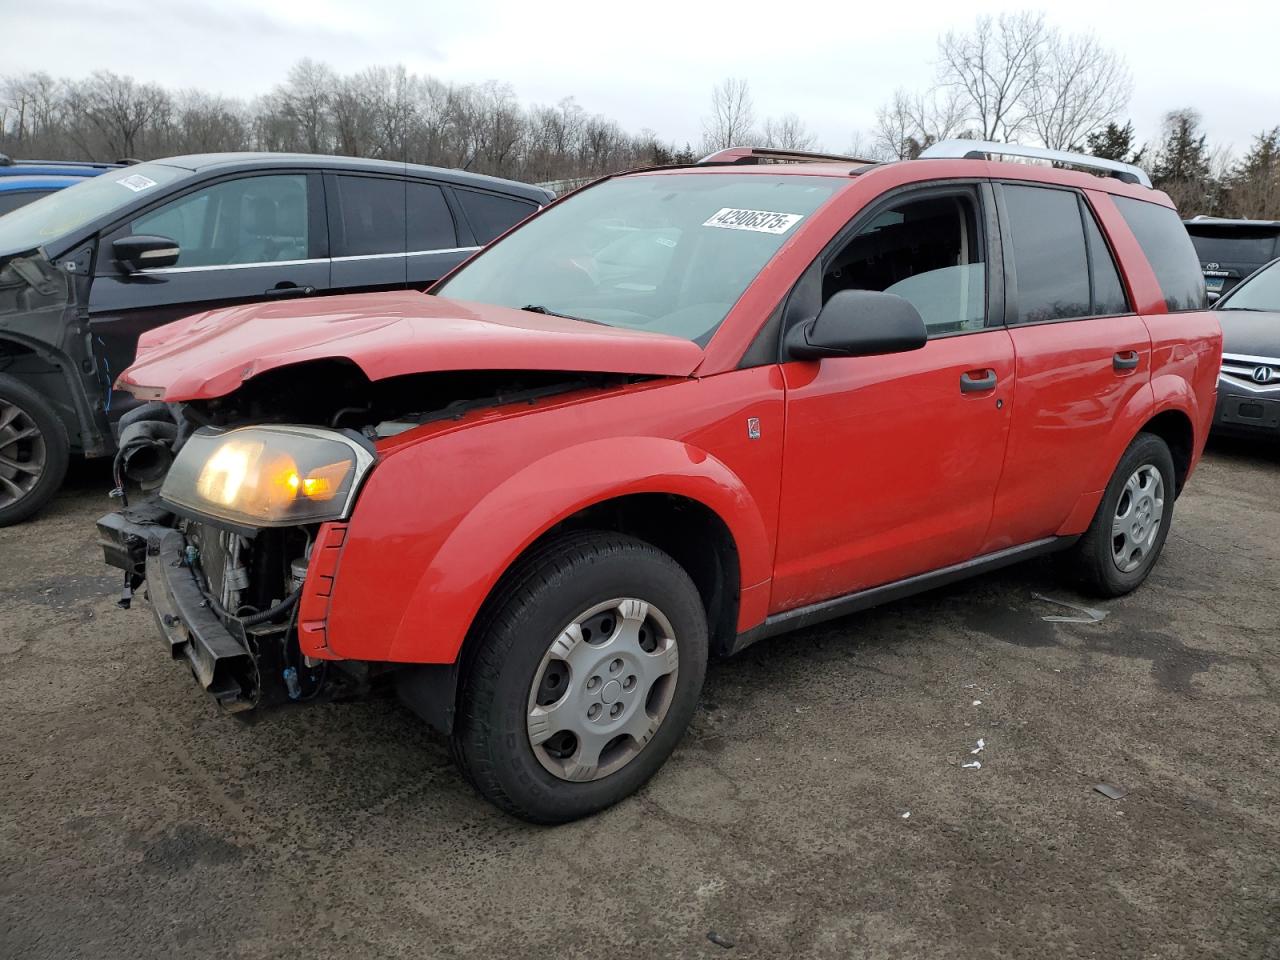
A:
1064,432,1175,597
0,374,69,527
451,532,708,823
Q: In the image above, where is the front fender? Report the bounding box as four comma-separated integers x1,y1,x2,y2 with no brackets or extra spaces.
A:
330,435,772,665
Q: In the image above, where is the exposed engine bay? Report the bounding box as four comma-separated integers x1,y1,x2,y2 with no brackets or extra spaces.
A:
98,364,638,710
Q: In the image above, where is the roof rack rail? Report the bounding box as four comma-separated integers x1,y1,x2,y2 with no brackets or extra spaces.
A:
698,146,878,166
918,139,1152,188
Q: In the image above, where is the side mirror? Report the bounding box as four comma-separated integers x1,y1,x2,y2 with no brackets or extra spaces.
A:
113,235,180,273
784,289,928,361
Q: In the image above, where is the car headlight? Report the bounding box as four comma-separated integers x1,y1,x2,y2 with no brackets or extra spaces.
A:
160,425,376,527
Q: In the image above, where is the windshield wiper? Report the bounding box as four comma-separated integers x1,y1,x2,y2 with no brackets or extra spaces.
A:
520,304,604,325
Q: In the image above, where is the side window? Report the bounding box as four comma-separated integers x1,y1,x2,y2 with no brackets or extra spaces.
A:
1003,185,1090,323
823,193,987,336
1082,204,1130,316
406,182,457,251
456,189,537,244
1113,196,1207,312
334,176,407,257
130,175,309,267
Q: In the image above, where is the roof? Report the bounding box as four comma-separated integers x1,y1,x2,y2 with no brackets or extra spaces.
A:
0,161,118,179
1184,217,1280,231
148,152,553,202
0,175,83,191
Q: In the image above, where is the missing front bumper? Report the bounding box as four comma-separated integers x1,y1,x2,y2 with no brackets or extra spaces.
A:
98,510,257,711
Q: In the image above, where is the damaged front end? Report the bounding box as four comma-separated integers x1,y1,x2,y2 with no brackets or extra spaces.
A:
98,363,633,712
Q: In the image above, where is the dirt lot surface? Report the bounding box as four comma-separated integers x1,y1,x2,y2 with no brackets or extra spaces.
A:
2,441,1278,959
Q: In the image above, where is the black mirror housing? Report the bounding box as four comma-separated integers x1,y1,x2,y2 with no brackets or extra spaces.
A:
113,235,180,273
785,289,928,361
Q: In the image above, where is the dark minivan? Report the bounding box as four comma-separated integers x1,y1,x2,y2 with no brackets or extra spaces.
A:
0,153,552,524
1184,216,1280,301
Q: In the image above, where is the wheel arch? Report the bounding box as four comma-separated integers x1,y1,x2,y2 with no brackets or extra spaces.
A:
380,436,771,665
0,333,99,454
1139,407,1195,494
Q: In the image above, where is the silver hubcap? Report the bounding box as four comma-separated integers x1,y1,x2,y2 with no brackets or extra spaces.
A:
527,598,679,782
1111,464,1165,574
0,399,46,510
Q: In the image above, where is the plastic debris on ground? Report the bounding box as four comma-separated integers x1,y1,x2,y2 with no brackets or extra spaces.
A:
1033,592,1108,623
972,700,982,706
962,761,982,770
901,811,911,819
971,738,985,755
1094,783,1128,800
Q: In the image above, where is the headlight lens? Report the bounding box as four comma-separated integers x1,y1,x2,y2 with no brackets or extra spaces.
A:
161,425,375,527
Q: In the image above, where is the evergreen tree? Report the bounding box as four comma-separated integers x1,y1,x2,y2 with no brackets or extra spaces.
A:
1083,122,1144,165
1227,127,1280,218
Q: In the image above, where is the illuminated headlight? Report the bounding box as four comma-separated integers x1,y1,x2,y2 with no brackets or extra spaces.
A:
160,425,376,527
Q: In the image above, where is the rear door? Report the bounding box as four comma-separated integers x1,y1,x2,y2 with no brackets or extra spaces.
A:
326,173,408,292
88,171,329,418
406,180,471,287
983,182,1150,551
771,182,1017,611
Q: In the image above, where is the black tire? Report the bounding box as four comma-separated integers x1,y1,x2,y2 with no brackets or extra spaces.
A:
1064,432,1176,597
0,373,70,527
451,531,708,824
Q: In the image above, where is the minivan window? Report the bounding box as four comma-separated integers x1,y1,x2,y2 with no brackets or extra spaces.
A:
407,182,457,251
130,174,309,267
335,176,406,257
456,190,538,244
1003,184,1090,323
1114,197,1206,311
436,173,846,343
0,162,189,253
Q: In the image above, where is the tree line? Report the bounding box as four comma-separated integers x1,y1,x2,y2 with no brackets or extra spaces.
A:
2,11,1277,218
0,61,698,186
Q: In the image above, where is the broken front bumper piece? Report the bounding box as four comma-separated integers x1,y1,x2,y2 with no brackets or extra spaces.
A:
97,509,258,711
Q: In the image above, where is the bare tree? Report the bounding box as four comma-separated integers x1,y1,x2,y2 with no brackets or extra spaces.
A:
873,89,916,159
939,11,1050,142
701,78,755,152
1027,31,1131,149
873,86,970,160
65,71,170,159
762,113,816,151
277,59,336,154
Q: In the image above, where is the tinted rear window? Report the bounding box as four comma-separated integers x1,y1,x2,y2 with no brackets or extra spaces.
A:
1114,197,1206,311
456,190,538,244
406,182,457,251
1186,232,1279,266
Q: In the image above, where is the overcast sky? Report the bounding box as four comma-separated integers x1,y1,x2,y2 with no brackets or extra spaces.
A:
5,0,1278,157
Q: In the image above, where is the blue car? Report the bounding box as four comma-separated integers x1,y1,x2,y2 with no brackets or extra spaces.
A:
0,156,121,215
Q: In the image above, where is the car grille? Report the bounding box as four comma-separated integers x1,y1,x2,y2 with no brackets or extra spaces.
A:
1221,354,1280,388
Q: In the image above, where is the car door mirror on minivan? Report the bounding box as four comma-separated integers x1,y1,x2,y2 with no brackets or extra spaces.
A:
784,289,928,361
113,235,180,274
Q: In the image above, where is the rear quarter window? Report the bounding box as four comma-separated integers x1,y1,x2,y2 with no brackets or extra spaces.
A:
456,189,538,244
1114,197,1206,311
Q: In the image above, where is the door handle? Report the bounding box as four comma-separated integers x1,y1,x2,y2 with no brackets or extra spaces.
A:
263,283,315,298
960,369,998,393
1113,350,1140,371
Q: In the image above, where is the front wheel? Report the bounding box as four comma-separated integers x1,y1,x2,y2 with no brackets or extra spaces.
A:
1064,432,1176,597
0,374,70,527
451,532,708,823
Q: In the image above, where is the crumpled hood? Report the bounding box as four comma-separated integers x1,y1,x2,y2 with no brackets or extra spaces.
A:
118,290,704,401
1218,309,1280,358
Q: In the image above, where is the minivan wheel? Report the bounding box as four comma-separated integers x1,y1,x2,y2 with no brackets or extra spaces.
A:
451,531,708,824
1065,432,1176,597
0,374,69,527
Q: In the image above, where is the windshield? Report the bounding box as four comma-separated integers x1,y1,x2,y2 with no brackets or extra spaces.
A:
0,163,190,253
435,173,846,343
1218,259,1280,311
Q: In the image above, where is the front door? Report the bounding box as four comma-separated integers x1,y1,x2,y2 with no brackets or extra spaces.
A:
88,171,329,421
771,184,1016,612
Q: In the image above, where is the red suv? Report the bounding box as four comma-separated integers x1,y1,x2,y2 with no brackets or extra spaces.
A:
98,142,1221,822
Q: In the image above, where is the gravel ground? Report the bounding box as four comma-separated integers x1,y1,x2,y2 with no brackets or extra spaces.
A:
2,440,1278,959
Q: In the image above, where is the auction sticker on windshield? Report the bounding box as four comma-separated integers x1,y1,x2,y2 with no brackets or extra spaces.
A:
703,208,804,234
118,174,158,193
